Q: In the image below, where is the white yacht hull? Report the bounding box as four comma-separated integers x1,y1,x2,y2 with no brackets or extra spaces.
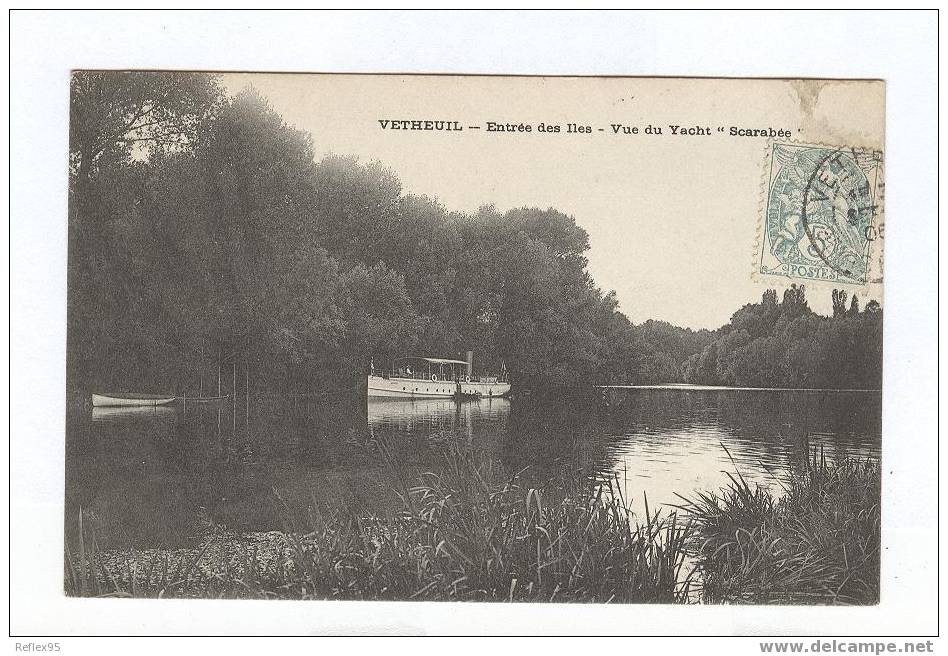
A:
367,375,510,399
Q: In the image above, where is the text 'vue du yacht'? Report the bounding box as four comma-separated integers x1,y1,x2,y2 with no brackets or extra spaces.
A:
367,352,511,399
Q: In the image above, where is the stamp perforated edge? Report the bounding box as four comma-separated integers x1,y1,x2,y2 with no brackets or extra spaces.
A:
751,138,885,290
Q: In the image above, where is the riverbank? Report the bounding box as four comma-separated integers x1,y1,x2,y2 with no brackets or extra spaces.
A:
66,444,879,604
682,449,880,605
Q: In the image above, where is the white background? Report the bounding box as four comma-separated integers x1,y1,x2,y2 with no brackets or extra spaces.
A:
6,7,940,646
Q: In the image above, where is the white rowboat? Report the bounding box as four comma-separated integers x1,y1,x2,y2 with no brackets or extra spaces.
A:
91,393,177,407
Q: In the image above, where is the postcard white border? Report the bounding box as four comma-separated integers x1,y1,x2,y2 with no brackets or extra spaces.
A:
8,8,939,640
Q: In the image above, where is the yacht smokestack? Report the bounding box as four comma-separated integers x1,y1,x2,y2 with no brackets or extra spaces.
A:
466,350,473,377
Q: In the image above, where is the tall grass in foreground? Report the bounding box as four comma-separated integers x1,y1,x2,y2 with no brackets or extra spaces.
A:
678,447,880,605
66,442,881,604
66,443,692,602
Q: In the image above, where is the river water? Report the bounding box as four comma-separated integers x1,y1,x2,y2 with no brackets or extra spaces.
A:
65,387,881,550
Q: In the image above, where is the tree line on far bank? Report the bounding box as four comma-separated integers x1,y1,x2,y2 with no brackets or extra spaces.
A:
67,71,882,395
681,286,882,389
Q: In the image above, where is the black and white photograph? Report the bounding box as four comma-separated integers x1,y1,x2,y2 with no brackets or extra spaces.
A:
64,71,885,604
8,9,939,642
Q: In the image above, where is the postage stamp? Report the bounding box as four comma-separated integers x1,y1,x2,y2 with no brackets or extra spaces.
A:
757,141,884,286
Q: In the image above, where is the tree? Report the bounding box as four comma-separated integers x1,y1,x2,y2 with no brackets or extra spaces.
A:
848,294,860,317
682,289,882,390
66,73,884,396
337,262,419,371
183,89,347,385
67,72,223,388
832,289,848,318
782,284,807,314
311,155,402,264
70,71,222,183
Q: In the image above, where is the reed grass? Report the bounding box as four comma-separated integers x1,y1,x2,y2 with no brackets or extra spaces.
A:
65,442,692,602
65,441,880,604
677,446,881,605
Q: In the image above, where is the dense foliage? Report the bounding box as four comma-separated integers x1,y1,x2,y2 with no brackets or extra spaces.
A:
67,72,882,393
682,286,883,389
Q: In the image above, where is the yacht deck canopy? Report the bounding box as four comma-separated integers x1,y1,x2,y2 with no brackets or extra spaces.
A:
395,356,470,366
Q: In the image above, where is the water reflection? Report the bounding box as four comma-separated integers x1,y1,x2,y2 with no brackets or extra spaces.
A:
65,389,881,550
367,397,510,437
91,405,178,423
598,389,880,513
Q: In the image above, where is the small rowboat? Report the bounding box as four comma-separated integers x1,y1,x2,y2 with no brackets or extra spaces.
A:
91,393,177,408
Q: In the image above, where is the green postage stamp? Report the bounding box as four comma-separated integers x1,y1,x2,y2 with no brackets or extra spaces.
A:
757,141,884,287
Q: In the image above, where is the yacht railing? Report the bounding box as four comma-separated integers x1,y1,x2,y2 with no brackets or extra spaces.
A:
375,372,503,384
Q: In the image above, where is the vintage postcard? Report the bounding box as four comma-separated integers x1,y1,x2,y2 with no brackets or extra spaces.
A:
65,73,884,606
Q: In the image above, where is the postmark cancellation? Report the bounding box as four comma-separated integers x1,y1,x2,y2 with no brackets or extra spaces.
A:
756,141,884,287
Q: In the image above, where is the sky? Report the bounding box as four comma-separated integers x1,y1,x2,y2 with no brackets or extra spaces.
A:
221,74,884,330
